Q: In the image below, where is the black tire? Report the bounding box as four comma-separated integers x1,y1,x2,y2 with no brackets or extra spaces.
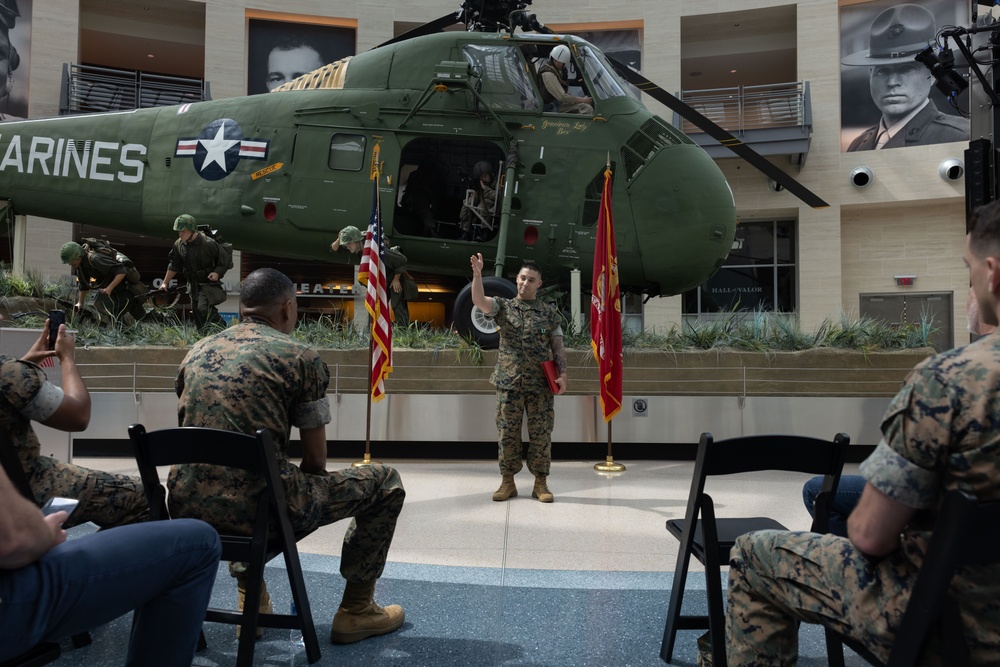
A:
453,276,516,349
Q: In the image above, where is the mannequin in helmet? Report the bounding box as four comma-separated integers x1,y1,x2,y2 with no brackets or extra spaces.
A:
159,214,230,329
536,44,593,114
330,226,416,327
459,160,498,241
60,241,146,326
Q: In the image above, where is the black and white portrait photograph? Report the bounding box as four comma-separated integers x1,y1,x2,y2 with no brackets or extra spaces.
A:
247,17,355,95
0,0,30,121
840,0,969,152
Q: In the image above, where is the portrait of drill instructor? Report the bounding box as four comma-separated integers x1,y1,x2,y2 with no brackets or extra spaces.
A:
60,241,146,325
159,213,230,329
330,225,418,328
470,253,568,503
842,3,969,151
169,267,406,645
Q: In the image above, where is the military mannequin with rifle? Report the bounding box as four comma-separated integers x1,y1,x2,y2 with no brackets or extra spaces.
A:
159,214,232,330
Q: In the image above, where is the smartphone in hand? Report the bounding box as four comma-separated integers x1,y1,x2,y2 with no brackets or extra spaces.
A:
48,310,65,351
41,496,79,520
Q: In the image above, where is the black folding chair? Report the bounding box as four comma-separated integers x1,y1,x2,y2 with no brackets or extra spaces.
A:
660,431,850,667
828,489,1000,667
0,429,92,652
128,424,321,667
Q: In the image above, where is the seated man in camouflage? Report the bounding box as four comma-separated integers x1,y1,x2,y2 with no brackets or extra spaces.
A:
169,268,406,644
60,241,146,326
2,316,148,528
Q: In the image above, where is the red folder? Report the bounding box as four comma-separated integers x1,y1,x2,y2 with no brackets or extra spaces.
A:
542,360,559,394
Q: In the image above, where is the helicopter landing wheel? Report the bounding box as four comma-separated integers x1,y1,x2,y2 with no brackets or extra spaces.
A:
453,275,516,349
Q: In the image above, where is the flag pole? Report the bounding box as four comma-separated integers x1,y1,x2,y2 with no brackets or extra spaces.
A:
594,420,625,472
592,153,625,474
353,333,377,467
354,156,387,467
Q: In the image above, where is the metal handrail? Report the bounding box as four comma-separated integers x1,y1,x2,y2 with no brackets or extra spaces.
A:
62,63,207,115
678,81,806,136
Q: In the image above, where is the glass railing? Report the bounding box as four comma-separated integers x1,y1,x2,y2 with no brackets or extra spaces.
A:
61,63,207,115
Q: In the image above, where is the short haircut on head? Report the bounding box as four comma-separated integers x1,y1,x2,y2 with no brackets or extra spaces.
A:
969,201,1000,259
270,35,321,57
520,259,543,280
241,268,295,309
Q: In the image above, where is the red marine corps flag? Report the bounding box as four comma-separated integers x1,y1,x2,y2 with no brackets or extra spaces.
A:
360,148,392,403
590,164,622,422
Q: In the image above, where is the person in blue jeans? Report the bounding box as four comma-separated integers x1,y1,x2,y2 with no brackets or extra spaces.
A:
0,464,222,666
801,474,866,537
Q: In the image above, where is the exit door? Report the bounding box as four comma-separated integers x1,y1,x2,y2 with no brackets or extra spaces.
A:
860,292,953,352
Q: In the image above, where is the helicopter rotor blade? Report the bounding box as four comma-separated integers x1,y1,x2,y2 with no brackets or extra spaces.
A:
606,56,829,209
377,11,464,48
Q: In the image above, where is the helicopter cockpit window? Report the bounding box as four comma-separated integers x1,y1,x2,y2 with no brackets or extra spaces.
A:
578,45,628,101
328,134,367,171
462,44,539,111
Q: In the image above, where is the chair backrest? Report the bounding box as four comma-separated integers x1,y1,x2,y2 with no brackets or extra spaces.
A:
687,432,850,532
0,428,35,501
883,489,1000,666
127,424,294,530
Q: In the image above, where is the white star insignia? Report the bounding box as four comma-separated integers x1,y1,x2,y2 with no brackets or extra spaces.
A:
198,122,240,173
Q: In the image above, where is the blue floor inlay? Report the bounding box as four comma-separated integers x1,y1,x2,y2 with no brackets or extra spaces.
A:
41,549,867,666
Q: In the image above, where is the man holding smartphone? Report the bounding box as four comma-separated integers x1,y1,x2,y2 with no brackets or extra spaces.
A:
0,317,148,527
0,464,221,664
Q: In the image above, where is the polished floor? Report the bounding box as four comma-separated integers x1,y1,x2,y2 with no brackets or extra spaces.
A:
43,457,869,666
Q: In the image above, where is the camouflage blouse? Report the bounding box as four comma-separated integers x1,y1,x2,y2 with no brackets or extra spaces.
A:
861,334,1000,652
168,320,330,532
486,297,563,392
0,355,63,470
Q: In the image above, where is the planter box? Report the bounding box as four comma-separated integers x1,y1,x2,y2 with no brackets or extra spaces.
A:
73,345,933,398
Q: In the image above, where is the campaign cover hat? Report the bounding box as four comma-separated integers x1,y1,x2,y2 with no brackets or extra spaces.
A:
842,4,936,66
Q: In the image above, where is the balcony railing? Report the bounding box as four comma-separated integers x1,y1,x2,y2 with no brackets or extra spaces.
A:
61,63,208,115
673,81,813,162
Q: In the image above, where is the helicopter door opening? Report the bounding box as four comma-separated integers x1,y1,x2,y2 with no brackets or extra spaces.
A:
395,137,505,242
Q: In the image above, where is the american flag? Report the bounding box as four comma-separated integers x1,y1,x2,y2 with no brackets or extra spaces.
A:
359,179,393,402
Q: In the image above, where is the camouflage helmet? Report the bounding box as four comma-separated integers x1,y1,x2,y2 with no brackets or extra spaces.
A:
339,226,364,244
173,213,198,232
60,241,83,263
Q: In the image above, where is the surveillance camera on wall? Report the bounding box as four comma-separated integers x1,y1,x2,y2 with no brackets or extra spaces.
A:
850,166,874,188
767,179,784,193
938,158,964,181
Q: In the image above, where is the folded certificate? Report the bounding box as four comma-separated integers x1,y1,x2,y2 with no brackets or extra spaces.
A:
542,360,559,393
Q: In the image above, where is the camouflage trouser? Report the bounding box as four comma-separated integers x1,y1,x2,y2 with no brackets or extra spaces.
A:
726,530,913,667
389,288,409,328
495,387,553,477
28,455,149,529
192,282,227,328
93,287,146,325
233,463,405,585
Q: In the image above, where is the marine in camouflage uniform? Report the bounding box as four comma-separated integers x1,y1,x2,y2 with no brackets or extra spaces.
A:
160,214,229,329
170,320,405,584
725,326,1000,664
170,268,405,643
471,254,568,502
0,357,147,528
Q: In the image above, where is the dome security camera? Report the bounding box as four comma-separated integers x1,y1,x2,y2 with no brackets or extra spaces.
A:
938,158,964,181
850,166,874,188
767,179,784,193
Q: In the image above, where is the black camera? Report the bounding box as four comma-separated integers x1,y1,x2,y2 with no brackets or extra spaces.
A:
48,309,65,350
